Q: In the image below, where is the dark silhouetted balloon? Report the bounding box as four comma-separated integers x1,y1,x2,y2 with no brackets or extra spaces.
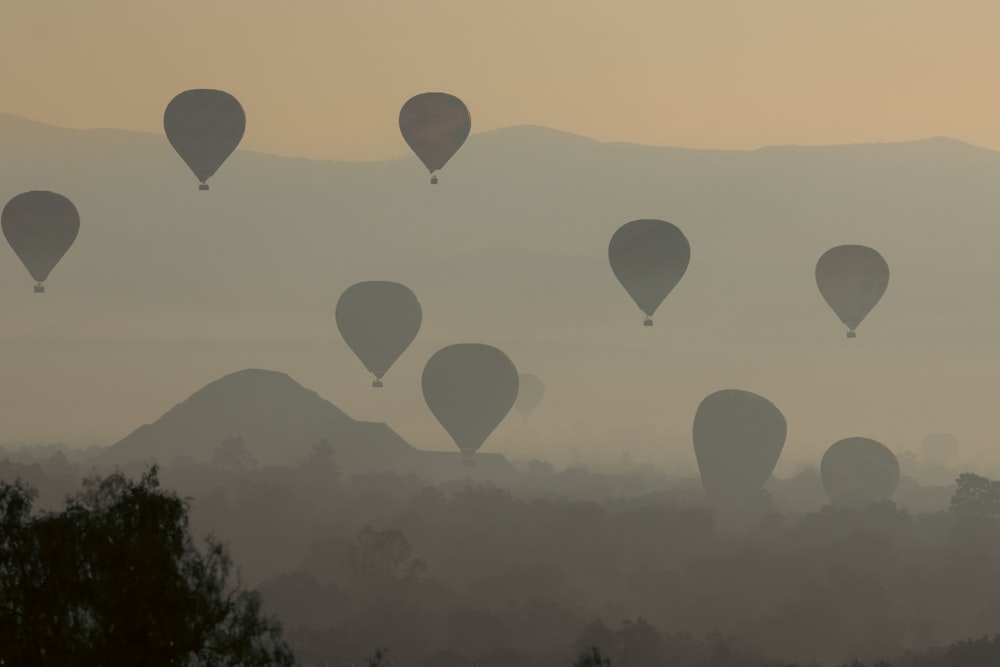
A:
515,374,545,419
821,437,900,507
164,89,246,190
921,432,959,467
815,245,889,338
336,281,422,388
608,219,690,326
693,389,786,504
2,191,80,293
422,344,518,464
399,93,471,184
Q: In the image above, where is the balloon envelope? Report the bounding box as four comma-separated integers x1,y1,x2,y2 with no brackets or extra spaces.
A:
821,437,900,507
399,93,471,178
2,191,80,289
336,281,422,386
515,374,545,418
693,389,786,504
815,245,889,336
164,89,246,188
608,219,690,324
422,344,519,457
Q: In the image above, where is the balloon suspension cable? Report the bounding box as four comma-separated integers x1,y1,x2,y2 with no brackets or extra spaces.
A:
847,330,857,339
33,282,45,294
643,316,653,327
372,378,384,388
430,174,438,185
199,183,209,191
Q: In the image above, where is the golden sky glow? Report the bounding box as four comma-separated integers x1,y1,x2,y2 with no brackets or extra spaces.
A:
3,1,1000,160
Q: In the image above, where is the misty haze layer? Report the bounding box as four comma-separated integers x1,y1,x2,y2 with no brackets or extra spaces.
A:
1,115,998,477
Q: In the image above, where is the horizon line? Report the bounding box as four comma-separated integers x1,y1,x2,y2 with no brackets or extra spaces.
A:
0,110,993,164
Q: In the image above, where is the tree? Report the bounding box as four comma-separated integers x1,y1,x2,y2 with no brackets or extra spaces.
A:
345,526,426,596
213,435,257,471
0,466,295,666
950,473,1000,519
574,646,612,667
303,438,337,469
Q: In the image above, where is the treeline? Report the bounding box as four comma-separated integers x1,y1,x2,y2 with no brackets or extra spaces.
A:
1,443,999,666
252,476,1000,666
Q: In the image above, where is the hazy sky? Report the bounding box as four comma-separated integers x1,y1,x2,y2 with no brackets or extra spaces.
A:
4,1,1000,160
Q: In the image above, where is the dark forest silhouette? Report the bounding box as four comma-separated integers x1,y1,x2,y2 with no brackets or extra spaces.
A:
0,466,294,665
2,446,1000,665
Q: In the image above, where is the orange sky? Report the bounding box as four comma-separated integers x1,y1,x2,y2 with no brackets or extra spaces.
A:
3,1,1000,161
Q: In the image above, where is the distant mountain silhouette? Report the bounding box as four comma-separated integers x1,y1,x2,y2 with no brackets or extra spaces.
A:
100,369,410,469
99,368,519,481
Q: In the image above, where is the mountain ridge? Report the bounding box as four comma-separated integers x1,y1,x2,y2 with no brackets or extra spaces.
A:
0,111,993,162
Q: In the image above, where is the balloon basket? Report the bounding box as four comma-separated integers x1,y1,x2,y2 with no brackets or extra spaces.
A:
461,453,476,467
199,183,209,191
430,175,438,185
643,317,653,327
847,331,856,339
372,379,384,388
33,283,44,294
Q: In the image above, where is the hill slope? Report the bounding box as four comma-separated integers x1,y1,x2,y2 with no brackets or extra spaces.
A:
100,368,412,469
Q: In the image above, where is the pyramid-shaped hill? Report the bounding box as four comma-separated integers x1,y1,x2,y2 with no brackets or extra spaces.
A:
99,369,415,471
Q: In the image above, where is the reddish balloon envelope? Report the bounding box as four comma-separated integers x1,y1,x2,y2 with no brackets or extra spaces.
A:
2,191,80,293
399,92,471,184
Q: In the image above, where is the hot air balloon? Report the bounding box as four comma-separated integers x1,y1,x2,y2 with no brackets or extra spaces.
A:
693,389,786,505
164,89,246,190
336,281,422,388
399,92,471,184
821,437,900,507
2,191,80,293
608,219,690,326
422,344,518,465
515,373,545,419
815,245,889,338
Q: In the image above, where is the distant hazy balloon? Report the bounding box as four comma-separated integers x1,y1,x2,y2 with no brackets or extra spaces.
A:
921,432,959,467
399,93,471,184
608,219,690,326
336,281,422,388
422,344,518,464
515,374,545,418
164,89,246,190
693,389,786,504
815,245,889,338
2,191,80,293
821,437,900,507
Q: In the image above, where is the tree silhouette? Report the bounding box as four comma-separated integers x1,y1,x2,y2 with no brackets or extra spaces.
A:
213,435,257,471
0,466,294,665
345,525,427,596
574,646,611,667
950,473,1000,519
